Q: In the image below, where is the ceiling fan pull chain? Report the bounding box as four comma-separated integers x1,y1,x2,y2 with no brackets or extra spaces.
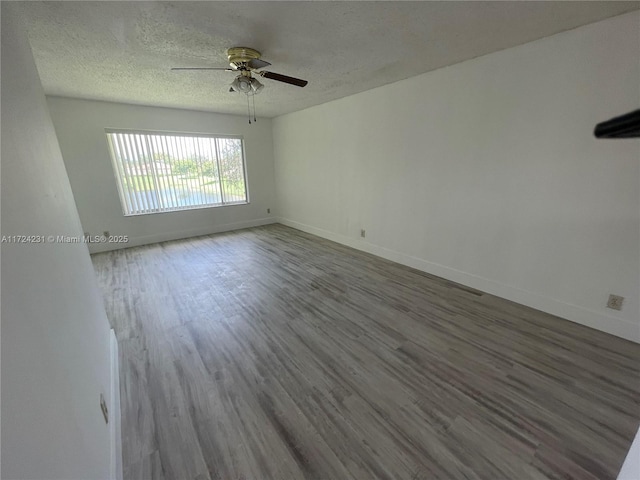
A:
252,94,257,123
247,94,251,124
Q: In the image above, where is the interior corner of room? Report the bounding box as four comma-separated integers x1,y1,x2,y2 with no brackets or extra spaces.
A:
2,2,639,480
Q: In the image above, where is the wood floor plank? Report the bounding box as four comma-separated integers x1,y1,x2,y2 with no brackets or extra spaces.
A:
123,450,165,480
91,224,640,480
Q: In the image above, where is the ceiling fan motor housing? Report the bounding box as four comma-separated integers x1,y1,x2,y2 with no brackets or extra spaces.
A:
227,47,262,69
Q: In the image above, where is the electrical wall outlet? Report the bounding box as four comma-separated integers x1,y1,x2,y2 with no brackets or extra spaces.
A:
100,393,109,424
360,229,366,238
607,294,624,311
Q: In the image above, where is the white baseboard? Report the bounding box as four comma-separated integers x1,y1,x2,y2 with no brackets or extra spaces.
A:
110,329,123,480
277,217,639,343
89,217,277,253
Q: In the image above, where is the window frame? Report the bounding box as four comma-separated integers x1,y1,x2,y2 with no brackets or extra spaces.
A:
105,128,250,217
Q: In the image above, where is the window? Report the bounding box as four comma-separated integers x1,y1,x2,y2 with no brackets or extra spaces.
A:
105,130,248,216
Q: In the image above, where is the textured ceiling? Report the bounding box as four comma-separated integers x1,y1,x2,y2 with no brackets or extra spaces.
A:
14,1,640,118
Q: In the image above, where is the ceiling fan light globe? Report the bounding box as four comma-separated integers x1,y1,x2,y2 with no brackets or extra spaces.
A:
250,78,264,94
230,76,252,94
238,78,252,93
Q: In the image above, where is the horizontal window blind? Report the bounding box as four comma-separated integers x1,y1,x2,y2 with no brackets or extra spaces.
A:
105,130,248,216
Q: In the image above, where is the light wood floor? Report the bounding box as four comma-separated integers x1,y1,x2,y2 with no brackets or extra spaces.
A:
92,224,640,480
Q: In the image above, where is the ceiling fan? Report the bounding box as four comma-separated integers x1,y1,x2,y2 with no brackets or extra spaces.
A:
171,46,308,93
172,47,307,123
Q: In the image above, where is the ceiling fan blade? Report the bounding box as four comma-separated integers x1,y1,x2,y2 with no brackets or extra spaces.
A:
261,71,308,87
171,67,233,71
247,58,271,70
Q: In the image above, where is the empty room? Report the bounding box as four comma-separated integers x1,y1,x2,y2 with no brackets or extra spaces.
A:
2,1,639,479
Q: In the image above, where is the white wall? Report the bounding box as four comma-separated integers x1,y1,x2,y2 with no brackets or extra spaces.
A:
618,427,640,480
1,5,114,479
273,12,640,342
47,97,277,253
